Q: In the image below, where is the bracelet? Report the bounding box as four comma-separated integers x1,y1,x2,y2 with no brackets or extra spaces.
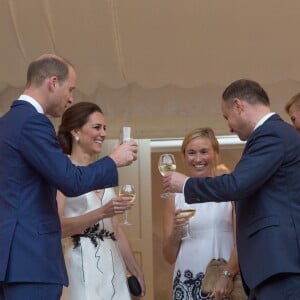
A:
222,270,233,279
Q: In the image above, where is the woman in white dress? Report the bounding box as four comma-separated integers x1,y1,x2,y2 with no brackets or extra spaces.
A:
163,128,240,300
56,102,145,300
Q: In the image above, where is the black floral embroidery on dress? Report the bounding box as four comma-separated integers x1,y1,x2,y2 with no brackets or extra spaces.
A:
72,223,116,249
173,269,211,300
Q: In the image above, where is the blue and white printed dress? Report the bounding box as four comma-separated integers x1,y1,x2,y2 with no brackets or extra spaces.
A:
173,193,234,300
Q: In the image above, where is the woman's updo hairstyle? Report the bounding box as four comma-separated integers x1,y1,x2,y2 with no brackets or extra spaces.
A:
57,102,103,154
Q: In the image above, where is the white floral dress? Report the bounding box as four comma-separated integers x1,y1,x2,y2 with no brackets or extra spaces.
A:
173,193,234,300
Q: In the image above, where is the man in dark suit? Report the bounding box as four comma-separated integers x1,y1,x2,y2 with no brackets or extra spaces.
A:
163,79,300,300
0,54,137,300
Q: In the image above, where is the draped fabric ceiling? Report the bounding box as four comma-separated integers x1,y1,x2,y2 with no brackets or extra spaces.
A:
0,0,299,138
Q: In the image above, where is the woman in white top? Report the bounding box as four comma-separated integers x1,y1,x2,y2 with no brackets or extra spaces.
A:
163,128,239,300
57,102,145,300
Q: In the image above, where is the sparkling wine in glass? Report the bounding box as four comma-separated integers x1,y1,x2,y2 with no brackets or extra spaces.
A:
178,208,196,239
118,184,135,225
158,154,176,198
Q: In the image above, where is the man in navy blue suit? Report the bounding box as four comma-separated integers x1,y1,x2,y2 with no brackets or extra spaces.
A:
0,54,138,300
163,79,300,300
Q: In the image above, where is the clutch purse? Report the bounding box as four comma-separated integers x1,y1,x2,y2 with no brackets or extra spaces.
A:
127,275,142,296
201,258,247,300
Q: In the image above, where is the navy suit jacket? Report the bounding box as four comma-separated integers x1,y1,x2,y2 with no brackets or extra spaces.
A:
0,100,118,285
184,114,300,289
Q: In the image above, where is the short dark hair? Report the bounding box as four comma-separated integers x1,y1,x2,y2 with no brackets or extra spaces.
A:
26,54,73,88
222,79,270,107
57,102,103,154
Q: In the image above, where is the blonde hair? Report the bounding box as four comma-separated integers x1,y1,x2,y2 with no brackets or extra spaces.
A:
285,92,300,113
181,128,220,175
181,127,219,156
216,163,231,175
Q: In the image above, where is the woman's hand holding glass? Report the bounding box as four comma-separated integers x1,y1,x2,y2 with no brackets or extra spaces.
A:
101,196,133,219
118,184,136,225
176,208,196,239
175,198,196,239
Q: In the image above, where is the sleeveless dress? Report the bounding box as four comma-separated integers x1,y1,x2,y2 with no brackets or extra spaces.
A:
61,188,131,300
173,193,234,300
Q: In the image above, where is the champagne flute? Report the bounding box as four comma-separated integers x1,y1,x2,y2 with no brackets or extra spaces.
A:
118,184,135,225
158,154,176,198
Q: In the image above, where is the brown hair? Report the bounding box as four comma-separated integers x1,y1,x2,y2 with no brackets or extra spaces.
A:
57,102,103,154
26,54,73,88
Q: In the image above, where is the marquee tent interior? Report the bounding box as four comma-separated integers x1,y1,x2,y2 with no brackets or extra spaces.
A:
0,0,299,139
2,1,300,299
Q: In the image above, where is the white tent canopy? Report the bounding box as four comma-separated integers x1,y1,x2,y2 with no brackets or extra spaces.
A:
0,0,299,138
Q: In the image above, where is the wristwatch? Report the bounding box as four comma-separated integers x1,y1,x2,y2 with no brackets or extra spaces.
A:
222,270,233,278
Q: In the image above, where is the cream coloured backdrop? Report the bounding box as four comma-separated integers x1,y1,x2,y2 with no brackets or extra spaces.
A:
0,0,299,137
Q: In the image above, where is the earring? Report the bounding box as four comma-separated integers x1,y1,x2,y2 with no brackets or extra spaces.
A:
74,135,80,142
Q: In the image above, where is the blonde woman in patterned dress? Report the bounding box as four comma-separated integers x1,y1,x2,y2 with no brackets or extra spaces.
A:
163,128,239,300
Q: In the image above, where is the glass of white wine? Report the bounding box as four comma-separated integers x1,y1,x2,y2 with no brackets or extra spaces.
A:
158,154,176,198
178,208,196,239
118,184,135,225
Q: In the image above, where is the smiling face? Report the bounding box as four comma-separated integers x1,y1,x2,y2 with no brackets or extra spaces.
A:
183,136,217,177
72,111,106,156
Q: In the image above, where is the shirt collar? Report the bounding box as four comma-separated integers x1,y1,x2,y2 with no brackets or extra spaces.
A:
254,112,275,131
18,94,44,114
